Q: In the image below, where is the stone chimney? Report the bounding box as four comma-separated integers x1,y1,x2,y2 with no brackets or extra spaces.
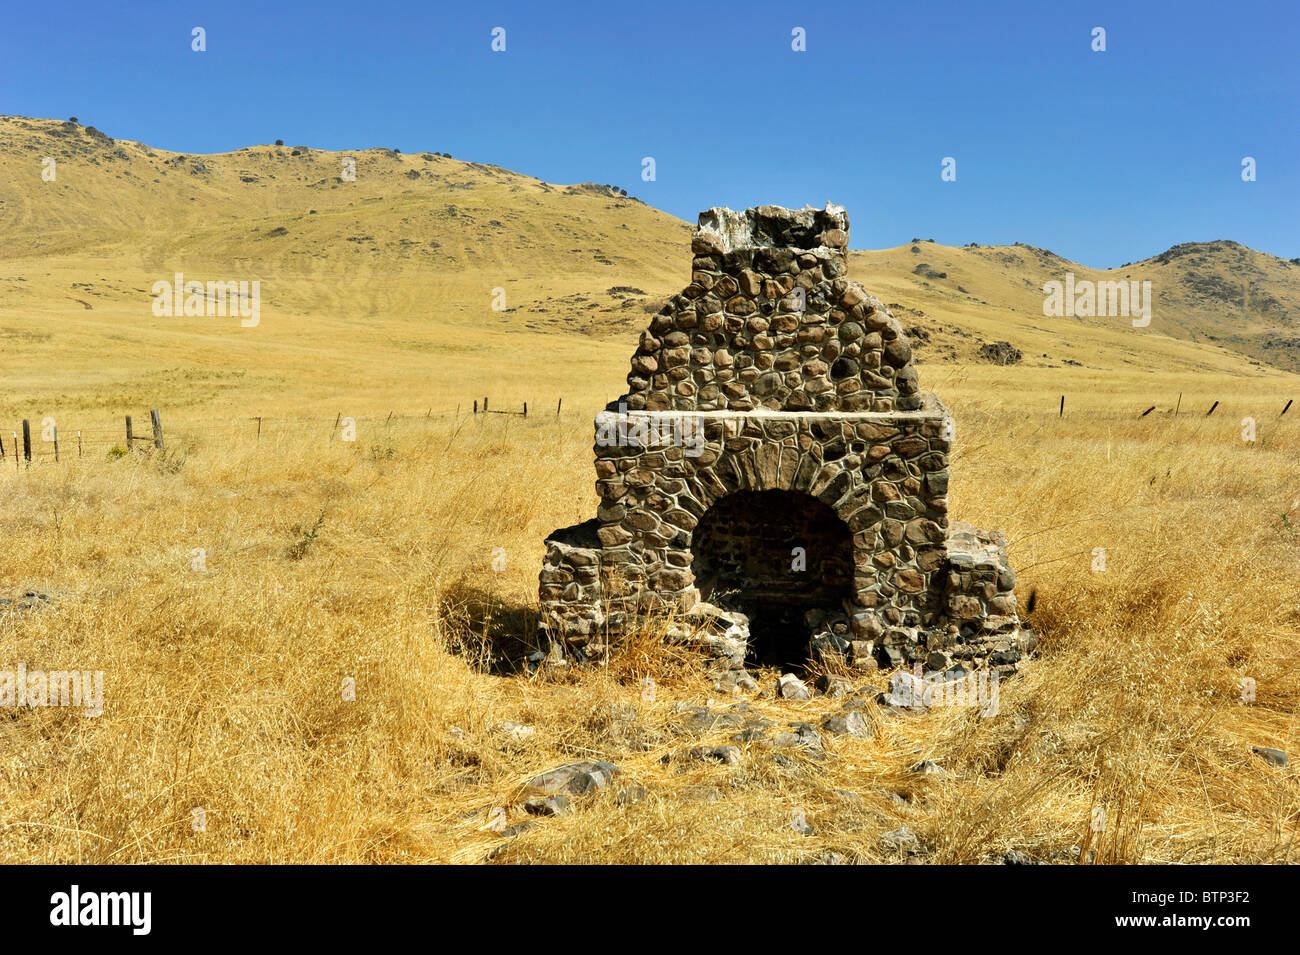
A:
624,203,920,416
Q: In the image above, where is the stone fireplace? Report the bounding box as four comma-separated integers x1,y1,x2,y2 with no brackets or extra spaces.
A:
538,204,1032,679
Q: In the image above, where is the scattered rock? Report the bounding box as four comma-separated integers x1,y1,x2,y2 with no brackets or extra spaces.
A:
882,826,918,849
771,722,823,751
821,710,872,738
713,669,759,693
778,673,812,701
1003,849,1034,865
526,641,568,673
809,851,852,865
841,688,873,711
678,706,745,734
1252,746,1289,768
690,745,742,766
617,784,648,806
978,340,1023,365
0,591,52,614
813,674,851,698
1066,845,1098,865
496,721,535,744
524,761,620,799
682,785,722,802
910,760,945,776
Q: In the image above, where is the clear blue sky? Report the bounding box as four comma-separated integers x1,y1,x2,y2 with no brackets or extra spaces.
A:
4,0,1297,266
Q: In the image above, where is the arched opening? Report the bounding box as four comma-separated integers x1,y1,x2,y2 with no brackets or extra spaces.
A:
691,490,855,670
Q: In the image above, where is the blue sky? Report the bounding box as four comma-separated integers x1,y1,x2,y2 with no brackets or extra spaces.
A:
3,0,1297,266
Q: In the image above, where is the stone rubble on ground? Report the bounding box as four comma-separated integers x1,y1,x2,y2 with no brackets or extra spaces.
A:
0,591,52,614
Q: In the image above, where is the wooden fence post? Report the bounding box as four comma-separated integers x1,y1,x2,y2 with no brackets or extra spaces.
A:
125,415,134,452
1058,396,1064,418
11,433,17,472
484,396,488,412
53,424,59,462
1141,406,1156,417
255,416,262,441
473,400,478,415
1207,401,1219,416
1174,393,1182,416
557,398,562,418
78,430,82,457
22,420,31,463
151,409,165,450
1283,399,1293,416
523,402,527,418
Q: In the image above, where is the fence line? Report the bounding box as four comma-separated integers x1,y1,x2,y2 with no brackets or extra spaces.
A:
5,392,1297,467
1,398,569,467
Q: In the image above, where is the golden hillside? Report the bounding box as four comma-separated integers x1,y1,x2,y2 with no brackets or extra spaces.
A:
3,114,1298,427
864,238,1300,375
0,115,689,418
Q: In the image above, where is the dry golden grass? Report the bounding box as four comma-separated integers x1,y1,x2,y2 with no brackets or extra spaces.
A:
1,391,1296,864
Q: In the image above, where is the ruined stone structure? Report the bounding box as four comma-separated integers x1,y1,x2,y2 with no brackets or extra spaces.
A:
538,204,1032,679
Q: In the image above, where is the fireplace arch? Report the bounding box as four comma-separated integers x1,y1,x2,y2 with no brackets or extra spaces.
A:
690,489,854,667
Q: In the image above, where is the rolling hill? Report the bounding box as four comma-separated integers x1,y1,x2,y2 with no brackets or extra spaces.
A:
2,113,1298,423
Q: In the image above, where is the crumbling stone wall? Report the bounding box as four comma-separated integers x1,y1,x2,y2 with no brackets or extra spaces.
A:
538,204,1031,679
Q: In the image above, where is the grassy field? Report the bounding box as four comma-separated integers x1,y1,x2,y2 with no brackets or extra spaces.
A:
1,376,1296,864
1,116,1297,863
